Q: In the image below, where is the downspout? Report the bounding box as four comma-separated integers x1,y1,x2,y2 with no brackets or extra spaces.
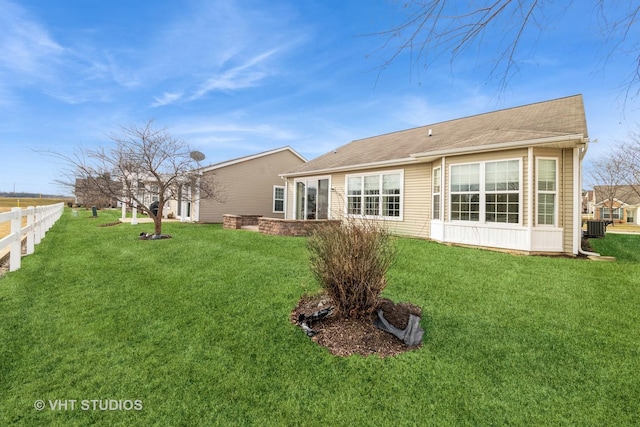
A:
575,141,600,257
281,176,288,220
527,147,533,250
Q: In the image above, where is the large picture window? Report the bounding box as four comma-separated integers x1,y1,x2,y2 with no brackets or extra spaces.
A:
346,171,402,219
537,158,557,226
450,160,521,224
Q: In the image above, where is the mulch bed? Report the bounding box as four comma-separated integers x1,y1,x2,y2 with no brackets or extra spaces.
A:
290,292,423,358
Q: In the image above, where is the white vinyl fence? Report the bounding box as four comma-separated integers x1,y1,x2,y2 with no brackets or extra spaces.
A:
0,203,64,273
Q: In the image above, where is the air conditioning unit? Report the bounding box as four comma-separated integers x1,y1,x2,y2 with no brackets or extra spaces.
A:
586,220,606,238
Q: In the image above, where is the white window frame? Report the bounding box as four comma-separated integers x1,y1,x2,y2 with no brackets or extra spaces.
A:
345,170,404,221
450,162,481,222
484,159,520,224
273,185,285,214
536,157,558,226
448,159,522,226
600,207,622,220
432,166,441,220
293,175,331,220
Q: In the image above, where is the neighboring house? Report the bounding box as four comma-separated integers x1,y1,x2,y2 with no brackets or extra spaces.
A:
582,190,595,216
74,177,121,208
593,185,640,224
188,146,306,223
281,95,591,255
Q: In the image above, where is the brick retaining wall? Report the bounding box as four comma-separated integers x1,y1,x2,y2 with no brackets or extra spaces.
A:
258,217,340,237
222,214,262,229
223,214,340,236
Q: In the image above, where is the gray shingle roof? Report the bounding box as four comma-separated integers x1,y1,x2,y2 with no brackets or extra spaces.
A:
594,185,640,206
284,94,588,176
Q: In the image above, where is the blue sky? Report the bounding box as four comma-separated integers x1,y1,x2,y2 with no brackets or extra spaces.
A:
1,0,638,195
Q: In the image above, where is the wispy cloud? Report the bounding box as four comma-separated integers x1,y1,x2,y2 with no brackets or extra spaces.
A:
189,49,279,100
146,1,307,107
151,92,184,107
0,0,65,79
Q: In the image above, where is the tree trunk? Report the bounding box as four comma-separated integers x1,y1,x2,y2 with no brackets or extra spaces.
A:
151,201,165,236
153,216,162,235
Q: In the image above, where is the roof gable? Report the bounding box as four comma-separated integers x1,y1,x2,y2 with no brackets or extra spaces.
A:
594,185,640,206
201,146,305,173
284,95,588,176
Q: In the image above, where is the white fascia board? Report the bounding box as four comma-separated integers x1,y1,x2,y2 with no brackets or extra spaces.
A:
279,157,419,178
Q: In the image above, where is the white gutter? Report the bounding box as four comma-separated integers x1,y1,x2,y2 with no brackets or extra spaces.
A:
282,134,586,179
574,140,600,257
280,157,419,178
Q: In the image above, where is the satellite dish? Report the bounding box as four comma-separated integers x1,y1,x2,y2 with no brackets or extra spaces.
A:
190,151,206,162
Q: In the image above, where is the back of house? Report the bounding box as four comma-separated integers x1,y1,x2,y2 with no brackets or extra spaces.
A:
198,146,306,223
281,95,590,256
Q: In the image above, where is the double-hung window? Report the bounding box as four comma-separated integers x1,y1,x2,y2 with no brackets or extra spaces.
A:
346,171,402,219
537,158,557,226
600,207,622,220
432,167,441,220
347,177,362,215
364,176,380,215
485,160,519,223
273,185,285,213
450,163,480,221
382,173,401,217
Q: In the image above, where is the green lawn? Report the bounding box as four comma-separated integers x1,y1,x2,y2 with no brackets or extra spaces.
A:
1,209,638,426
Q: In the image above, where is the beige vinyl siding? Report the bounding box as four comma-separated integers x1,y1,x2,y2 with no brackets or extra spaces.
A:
400,163,431,237
200,149,304,223
561,148,575,253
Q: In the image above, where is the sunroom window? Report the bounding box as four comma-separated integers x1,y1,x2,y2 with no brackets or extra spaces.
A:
537,158,557,226
450,160,521,224
450,163,480,221
485,160,519,223
432,167,441,220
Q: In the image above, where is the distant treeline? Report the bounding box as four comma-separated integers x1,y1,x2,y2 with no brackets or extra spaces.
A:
0,192,71,199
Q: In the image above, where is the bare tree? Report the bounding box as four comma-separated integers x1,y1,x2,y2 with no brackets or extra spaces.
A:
618,131,640,196
52,120,223,236
587,153,629,224
374,1,639,99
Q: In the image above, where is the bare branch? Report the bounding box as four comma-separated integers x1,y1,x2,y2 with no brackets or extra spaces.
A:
43,119,224,235
372,0,638,100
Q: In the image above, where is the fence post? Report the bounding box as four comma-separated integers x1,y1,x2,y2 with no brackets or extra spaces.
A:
34,206,42,245
10,207,21,272
26,206,35,255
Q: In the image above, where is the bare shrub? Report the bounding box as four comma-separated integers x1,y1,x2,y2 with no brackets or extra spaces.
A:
307,218,397,318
